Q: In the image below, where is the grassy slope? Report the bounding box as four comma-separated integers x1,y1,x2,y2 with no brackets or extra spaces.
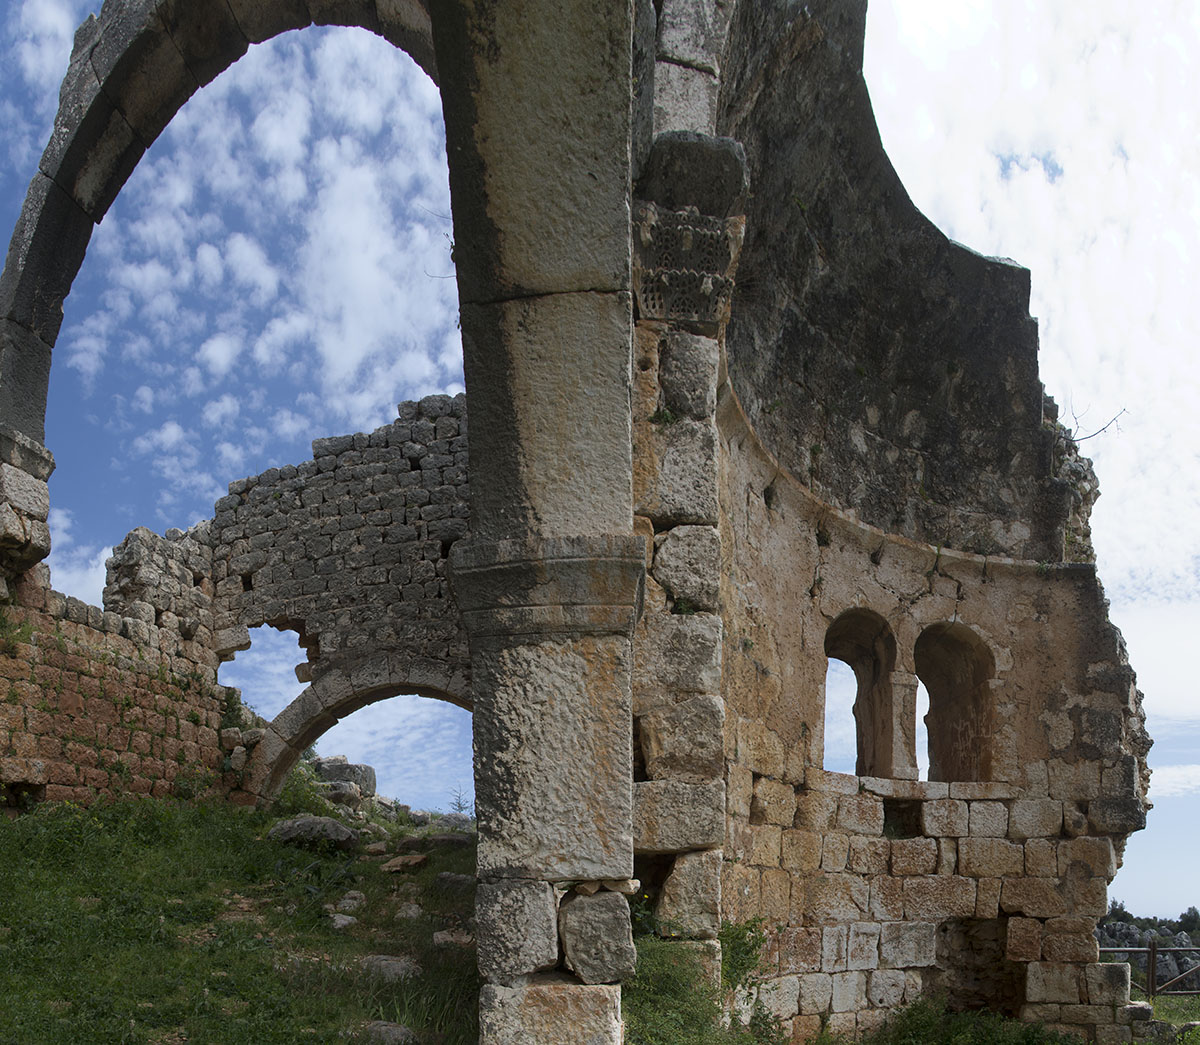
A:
0,795,478,1045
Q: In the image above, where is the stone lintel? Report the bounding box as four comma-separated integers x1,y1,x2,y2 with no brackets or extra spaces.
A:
450,535,646,642
0,425,55,481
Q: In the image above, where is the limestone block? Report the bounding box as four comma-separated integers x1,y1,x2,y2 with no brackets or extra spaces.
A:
1087,962,1131,1005
634,779,724,854
1026,963,1084,1004
658,333,718,420
757,975,800,1021
634,613,721,712
868,969,906,1008
1048,759,1101,800
1063,876,1109,917
1026,839,1058,878
1006,798,1063,840
781,829,822,873
976,877,1002,919
879,922,937,969
651,524,719,609
826,1012,857,1038
478,982,622,1045
727,765,753,818
656,0,733,75
938,838,958,875
653,60,719,135
798,972,833,1014
559,892,636,985
921,799,968,836
474,637,633,881
640,693,724,781
225,0,310,42
776,927,822,975
890,838,937,875
1058,837,1116,879
869,876,904,921
1063,802,1089,837
157,0,249,85
376,0,438,80
847,837,890,875
748,825,782,867
950,781,1019,800
1042,933,1099,963
721,860,760,923
804,874,868,924
847,922,880,971
759,868,790,923
793,790,837,830
1006,917,1043,962
830,972,867,1013
969,801,1009,837
1087,797,1147,835
903,877,976,921
633,418,719,526
820,833,849,872
837,793,884,835
752,776,796,827
821,926,847,972
476,879,559,984
959,838,1025,878
1001,879,1068,919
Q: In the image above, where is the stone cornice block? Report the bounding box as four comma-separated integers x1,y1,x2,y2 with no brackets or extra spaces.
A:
450,534,646,641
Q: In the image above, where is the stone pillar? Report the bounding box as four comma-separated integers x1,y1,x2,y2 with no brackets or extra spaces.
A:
888,671,920,782
0,426,55,598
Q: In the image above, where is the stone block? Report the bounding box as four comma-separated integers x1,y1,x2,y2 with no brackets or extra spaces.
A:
0,463,49,522
781,829,822,873
969,801,1009,837
869,876,904,920
1042,933,1099,963
820,833,849,872
1006,917,1043,962
821,926,847,973
225,0,310,42
976,877,1002,919
1059,837,1117,878
1087,962,1131,1005
890,837,937,875
656,0,733,75
1095,1028,1132,1044
757,975,800,1021
798,972,833,1014
478,981,622,1045
775,927,822,975
721,860,759,923
921,799,968,837
880,922,937,968
804,874,868,924
1009,798,1064,839
747,824,782,867
847,922,880,971
1001,879,1068,919
826,1012,857,1038
476,879,559,984
653,60,719,135
657,331,719,423
793,790,837,830
634,778,724,854
837,792,884,835
651,523,719,609
830,971,866,1013
633,417,719,526
903,877,976,920
759,867,790,923
640,693,724,782
634,613,722,712
1026,962,1084,1004
847,837,890,875
938,837,958,875
949,782,1019,800
959,838,1025,878
157,0,248,85
752,775,797,827
559,892,636,985
1026,839,1058,878
868,969,906,1007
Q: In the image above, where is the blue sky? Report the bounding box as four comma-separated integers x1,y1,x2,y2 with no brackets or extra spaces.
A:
3,2,1198,912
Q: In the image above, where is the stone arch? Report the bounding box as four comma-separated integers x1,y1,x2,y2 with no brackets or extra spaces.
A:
242,651,469,801
0,0,436,446
823,608,909,778
914,621,998,782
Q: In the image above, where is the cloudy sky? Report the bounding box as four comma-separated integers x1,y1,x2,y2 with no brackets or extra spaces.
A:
2,2,1196,913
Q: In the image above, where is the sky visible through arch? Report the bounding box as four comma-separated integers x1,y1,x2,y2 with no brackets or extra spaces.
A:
2,2,1198,914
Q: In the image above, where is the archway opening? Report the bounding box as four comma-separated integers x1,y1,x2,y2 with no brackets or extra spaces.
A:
823,609,898,777
914,622,996,783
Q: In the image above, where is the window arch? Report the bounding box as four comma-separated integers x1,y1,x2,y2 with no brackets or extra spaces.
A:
914,622,997,782
823,609,900,778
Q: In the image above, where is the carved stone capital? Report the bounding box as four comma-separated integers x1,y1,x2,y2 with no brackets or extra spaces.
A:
449,534,646,643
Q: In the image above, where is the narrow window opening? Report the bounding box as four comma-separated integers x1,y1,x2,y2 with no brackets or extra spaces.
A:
915,679,931,780
822,658,858,775
915,623,996,783
823,609,898,777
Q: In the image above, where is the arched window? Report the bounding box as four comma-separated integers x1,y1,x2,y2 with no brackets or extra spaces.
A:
824,609,898,777
914,622,996,782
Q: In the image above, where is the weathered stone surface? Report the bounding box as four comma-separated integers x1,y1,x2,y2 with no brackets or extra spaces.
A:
659,333,719,421
267,815,358,851
634,779,724,854
640,693,724,781
314,757,377,797
903,877,976,920
1026,963,1084,1004
959,838,1025,878
653,60,719,135
652,524,720,610
479,982,622,1045
634,613,722,711
657,849,721,939
476,879,559,984
1009,799,1064,839
634,418,719,526
558,892,636,985
921,799,969,837
879,922,937,969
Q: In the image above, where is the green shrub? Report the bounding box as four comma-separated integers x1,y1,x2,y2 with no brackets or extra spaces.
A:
816,997,1087,1045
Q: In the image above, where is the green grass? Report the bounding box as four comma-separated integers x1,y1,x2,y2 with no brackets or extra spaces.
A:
1151,993,1200,1035
814,997,1090,1045
0,795,476,1044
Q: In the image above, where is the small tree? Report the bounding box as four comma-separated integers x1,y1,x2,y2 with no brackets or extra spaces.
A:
1179,906,1200,934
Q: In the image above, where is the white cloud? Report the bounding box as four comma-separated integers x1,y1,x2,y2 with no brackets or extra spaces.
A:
45,507,111,607
1149,765,1200,799
225,232,280,306
271,408,310,440
132,385,154,413
202,393,241,427
198,332,244,377
195,242,224,289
